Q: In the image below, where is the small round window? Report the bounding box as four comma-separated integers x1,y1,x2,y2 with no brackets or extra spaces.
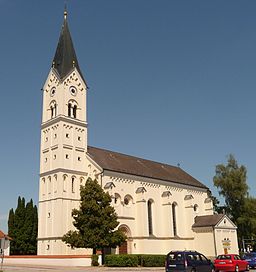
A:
70,86,77,96
50,87,56,97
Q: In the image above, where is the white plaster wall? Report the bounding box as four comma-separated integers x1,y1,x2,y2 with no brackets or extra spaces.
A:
193,229,215,257
215,228,239,255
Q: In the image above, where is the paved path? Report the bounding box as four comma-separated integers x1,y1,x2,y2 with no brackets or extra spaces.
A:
1,264,165,272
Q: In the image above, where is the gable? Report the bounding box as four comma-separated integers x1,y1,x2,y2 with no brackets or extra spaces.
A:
192,214,237,229
216,215,237,229
87,146,208,189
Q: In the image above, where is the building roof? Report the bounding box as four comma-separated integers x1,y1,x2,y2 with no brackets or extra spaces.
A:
87,146,208,189
192,214,225,228
0,230,11,240
52,9,85,82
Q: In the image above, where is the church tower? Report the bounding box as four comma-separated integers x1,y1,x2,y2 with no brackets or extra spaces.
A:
38,10,88,255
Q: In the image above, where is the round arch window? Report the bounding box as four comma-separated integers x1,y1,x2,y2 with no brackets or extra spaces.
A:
193,204,199,213
124,195,133,206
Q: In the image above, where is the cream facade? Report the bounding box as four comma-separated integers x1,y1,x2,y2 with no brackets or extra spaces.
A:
37,11,238,258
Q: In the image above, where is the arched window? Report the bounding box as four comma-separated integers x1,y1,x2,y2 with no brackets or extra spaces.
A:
114,193,121,205
67,100,78,119
73,105,77,118
68,103,72,117
193,204,199,214
50,101,57,118
147,200,153,235
51,106,54,118
172,202,177,236
48,176,51,194
71,177,75,193
53,174,57,193
63,174,68,192
42,178,46,195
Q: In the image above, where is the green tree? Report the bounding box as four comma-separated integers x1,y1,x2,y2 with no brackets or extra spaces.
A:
8,197,38,255
62,177,126,255
237,197,256,241
213,154,256,247
213,154,248,224
7,208,15,244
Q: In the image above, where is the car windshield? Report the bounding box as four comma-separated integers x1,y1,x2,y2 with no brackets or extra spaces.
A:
217,255,231,260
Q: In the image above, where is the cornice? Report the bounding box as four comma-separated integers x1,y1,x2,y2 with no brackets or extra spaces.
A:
40,168,88,177
41,115,87,129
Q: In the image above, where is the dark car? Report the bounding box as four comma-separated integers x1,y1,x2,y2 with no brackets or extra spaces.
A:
214,254,249,272
165,250,214,272
243,252,256,269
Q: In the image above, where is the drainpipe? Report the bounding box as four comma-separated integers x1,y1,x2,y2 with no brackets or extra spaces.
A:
213,226,217,257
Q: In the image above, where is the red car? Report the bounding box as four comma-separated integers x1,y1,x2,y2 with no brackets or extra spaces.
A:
214,254,249,272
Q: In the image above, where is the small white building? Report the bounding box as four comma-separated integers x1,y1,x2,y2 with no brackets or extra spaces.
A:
0,230,11,256
37,10,238,258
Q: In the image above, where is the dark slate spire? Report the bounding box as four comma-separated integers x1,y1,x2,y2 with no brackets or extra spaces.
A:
52,9,84,81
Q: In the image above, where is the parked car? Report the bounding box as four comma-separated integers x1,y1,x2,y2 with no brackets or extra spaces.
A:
165,250,214,272
243,252,256,269
214,254,249,272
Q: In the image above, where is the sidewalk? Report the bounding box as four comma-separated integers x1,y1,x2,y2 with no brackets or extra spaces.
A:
2,264,165,272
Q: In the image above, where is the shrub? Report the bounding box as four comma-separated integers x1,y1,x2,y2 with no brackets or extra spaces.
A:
91,254,99,266
141,254,165,267
105,254,138,267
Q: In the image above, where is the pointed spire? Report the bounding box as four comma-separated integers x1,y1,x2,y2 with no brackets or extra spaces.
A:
52,8,84,81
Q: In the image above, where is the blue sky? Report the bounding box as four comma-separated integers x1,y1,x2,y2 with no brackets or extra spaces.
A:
1,0,256,232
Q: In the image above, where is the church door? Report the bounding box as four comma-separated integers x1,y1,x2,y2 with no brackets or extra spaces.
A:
119,240,128,254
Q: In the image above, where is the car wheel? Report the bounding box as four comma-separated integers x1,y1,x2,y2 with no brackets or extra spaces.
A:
246,264,249,271
235,265,239,272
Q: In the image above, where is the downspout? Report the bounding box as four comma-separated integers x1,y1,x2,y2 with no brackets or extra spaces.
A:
213,226,217,257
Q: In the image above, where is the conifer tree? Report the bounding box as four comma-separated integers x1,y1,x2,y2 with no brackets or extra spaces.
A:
62,178,126,255
8,197,38,255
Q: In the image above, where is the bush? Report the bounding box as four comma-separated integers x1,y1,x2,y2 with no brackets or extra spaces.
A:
140,254,165,267
105,254,138,267
91,254,99,266
104,254,166,267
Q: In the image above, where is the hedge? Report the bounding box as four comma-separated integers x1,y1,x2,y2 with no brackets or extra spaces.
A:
105,254,138,267
104,254,165,267
140,254,165,267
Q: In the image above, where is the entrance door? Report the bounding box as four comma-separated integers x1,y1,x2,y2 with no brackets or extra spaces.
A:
119,240,128,254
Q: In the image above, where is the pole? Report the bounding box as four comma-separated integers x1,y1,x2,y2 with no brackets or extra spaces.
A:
0,238,6,271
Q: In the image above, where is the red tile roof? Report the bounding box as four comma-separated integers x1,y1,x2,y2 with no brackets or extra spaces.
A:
0,230,11,240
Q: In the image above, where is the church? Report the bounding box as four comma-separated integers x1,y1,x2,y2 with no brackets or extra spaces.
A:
37,10,238,258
